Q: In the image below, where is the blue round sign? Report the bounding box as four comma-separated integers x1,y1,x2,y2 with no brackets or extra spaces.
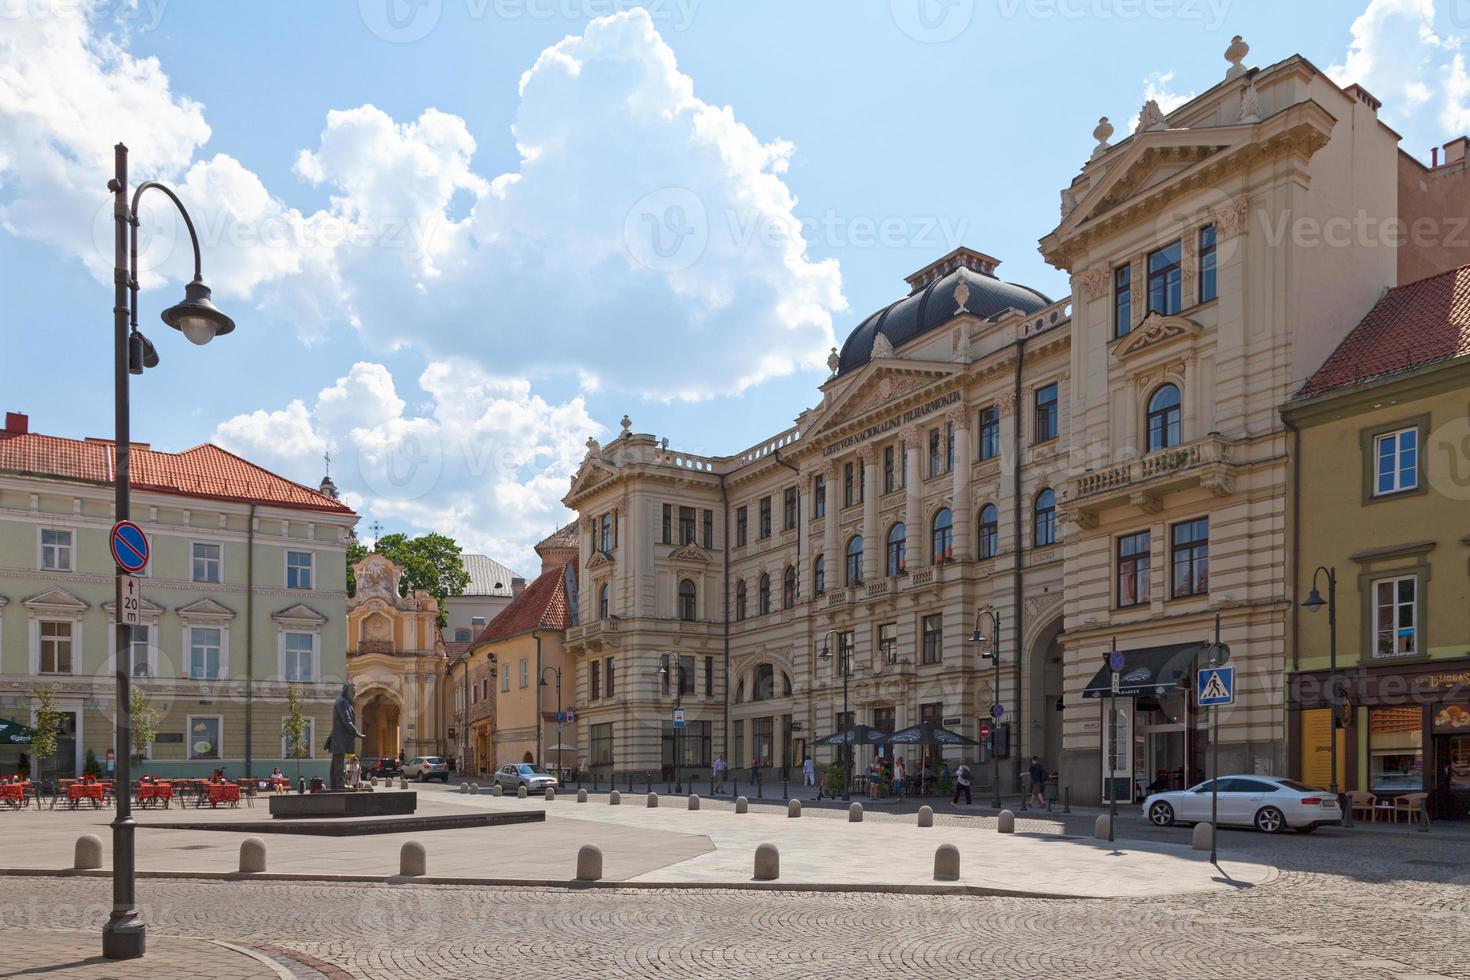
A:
109,520,149,573
990,703,1004,719
1108,650,1125,672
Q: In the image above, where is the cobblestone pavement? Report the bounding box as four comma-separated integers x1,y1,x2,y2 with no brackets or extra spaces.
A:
0,818,1466,980
0,930,309,978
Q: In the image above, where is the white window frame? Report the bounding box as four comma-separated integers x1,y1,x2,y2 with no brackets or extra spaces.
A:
127,624,154,679
1373,428,1419,496
285,550,315,590
281,716,316,759
1372,575,1418,659
185,624,227,680
191,541,223,584
38,527,74,572
280,630,319,683
37,619,75,675
502,663,510,692
519,658,529,689
186,714,224,761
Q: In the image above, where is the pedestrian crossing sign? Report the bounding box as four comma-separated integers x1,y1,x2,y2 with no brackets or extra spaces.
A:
1197,666,1235,706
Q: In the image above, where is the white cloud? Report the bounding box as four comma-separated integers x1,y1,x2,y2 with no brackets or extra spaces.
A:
1142,71,1195,114
1446,53,1470,135
213,361,601,575
1328,0,1444,111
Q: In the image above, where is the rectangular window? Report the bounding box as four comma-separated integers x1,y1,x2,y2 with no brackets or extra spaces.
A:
921,613,943,665
702,509,714,549
282,717,315,760
678,654,695,696
1117,531,1150,608
883,446,897,493
501,662,510,692
946,422,956,472
660,654,672,695
605,656,616,698
1034,383,1059,443
679,506,696,545
187,716,222,760
39,621,72,674
899,441,908,488
978,407,1000,461
192,542,222,584
189,627,222,679
1198,224,1217,303
783,487,798,531
1114,264,1132,338
1373,577,1418,658
599,513,614,552
929,429,943,476
519,658,529,688
736,507,748,547
733,720,744,770
284,631,314,682
812,475,826,518
759,497,772,539
662,504,672,545
591,660,602,700
1374,428,1419,495
1369,706,1423,792
705,655,714,697
1170,518,1209,598
837,630,855,677
40,528,73,571
843,463,856,507
286,550,313,590
878,622,897,665
752,717,774,767
1147,239,1182,316
129,625,150,678
590,723,614,766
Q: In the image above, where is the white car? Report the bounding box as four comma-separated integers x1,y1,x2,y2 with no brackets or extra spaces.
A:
403,756,450,783
1143,776,1341,834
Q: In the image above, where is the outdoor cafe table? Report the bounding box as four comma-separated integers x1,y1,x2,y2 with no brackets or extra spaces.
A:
137,782,173,808
66,782,105,808
0,782,29,807
198,782,241,808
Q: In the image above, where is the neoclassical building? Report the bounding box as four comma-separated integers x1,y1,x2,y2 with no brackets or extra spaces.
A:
562,38,1438,802
346,554,447,761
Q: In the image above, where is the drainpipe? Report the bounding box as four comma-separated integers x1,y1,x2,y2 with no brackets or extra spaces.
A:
1010,336,1028,794
534,630,542,766
720,472,730,766
245,502,255,779
1285,415,1302,673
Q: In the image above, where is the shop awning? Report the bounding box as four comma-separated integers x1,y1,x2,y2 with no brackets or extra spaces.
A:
0,717,36,745
1081,642,1206,699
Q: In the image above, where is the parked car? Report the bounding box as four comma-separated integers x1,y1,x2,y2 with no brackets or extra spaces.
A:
493,763,559,794
1143,776,1341,834
403,756,449,782
368,757,402,777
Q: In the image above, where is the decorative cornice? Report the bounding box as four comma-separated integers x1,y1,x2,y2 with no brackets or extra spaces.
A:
1111,313,1203,361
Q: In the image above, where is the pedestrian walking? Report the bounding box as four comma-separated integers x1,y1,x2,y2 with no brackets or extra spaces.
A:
1027,756,1048,807
951,760,972,806
802,755,816,798
713,754,728,794
867,756,882,800
749,757,761,787
893,756,906,801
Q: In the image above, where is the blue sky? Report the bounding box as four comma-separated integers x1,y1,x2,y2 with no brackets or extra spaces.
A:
3,0,1467,574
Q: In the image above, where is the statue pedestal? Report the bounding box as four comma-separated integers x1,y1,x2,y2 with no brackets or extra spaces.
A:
269,791,417,820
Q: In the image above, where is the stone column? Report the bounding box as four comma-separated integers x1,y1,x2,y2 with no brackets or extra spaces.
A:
821,459,839,590
948,408,973,562
795,471,811,602
903,425,923,567
860,444,880,583
1124,376,1140,455
1182,355,1198,443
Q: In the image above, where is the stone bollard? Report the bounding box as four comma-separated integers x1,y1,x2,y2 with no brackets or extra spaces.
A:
917,805,934,828
849,802,863,823
787,799,801,818
400,777,408,790
576,844,603,881
545,787,556,802
610,790,621,805
73,834,103,870
469,783,480,795
399,841,426,877
647,792,659,808
239,837,266,874
997,809,1016,834
577,788,588,803
753,843,779,881
934,844,960,881
460,781,469,793
735,796,749,814
688,794,700,810
490,784,501,797
1094,815,1112,840
517,785,528,799
1192,822,1214,851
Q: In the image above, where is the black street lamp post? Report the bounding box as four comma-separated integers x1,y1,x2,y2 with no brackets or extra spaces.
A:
539,667,563,779
967,607,1003,809
105,142,234,960
1302,566,1346,825
817,629,852,801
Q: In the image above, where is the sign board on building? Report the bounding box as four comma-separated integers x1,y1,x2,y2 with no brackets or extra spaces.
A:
109,520,149,573
672,706,686,729
117,574,142,627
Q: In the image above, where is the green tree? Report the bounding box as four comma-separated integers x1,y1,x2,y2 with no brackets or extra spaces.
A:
348,532,469,629
130,688,160,764
282,686,310,785
83,748,101,778
30,684,61,790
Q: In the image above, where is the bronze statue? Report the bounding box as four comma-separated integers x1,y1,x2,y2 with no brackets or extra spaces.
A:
325,681,365,791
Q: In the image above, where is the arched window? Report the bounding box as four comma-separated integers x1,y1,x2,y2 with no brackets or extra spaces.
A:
783,671,793,697
454,628,471,643
1034,488,1057,547
978,503,999,559
782,565,797,609
932,508,954,564
753,663,775,701
813,556,826,596
678,579,696,622
735,580,747,621
846,535,864,587
598,583,610,620
886,522,907,577
758,573,771,615
1146,384,1182,451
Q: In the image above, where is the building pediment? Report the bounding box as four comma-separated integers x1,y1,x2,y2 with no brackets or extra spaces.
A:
1059,132,1238,239
272,603,329,628
177,597,236,622
352,554,404,605
22,588,88,616
1111,313,1202,361
808,363,959,445
669,545,712,563
586,550,615,571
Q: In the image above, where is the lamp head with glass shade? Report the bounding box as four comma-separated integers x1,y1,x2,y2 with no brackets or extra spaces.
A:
1302,587,1326,614
161,278,234,346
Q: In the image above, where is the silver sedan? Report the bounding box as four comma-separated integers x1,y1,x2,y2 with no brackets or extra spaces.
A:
1143,775,1341,834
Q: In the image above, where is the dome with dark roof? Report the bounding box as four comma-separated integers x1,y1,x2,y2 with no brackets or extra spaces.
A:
835,253,1052,375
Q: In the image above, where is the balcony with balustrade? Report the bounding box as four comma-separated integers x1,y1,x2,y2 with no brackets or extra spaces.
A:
1064,433,1237,527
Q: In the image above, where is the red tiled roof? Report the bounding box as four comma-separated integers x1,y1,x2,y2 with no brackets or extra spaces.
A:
472,561,573,644
1297,264,1470,399
0,431,355,514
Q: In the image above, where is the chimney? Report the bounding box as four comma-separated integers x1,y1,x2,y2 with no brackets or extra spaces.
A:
4,412,28,435
511,576,527,597
1432,147,1440,167
1443,137,1469,165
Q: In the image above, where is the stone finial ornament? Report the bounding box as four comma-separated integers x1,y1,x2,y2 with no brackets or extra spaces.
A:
1225,35,1249,80
870,331,895,359
827,347,841,374
1135,100,1166,134
1059,188,1077,221
585,436,600,455
619,414,632,436
953,278,972,314
1238,78,1260,124
1090,116,1114,159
